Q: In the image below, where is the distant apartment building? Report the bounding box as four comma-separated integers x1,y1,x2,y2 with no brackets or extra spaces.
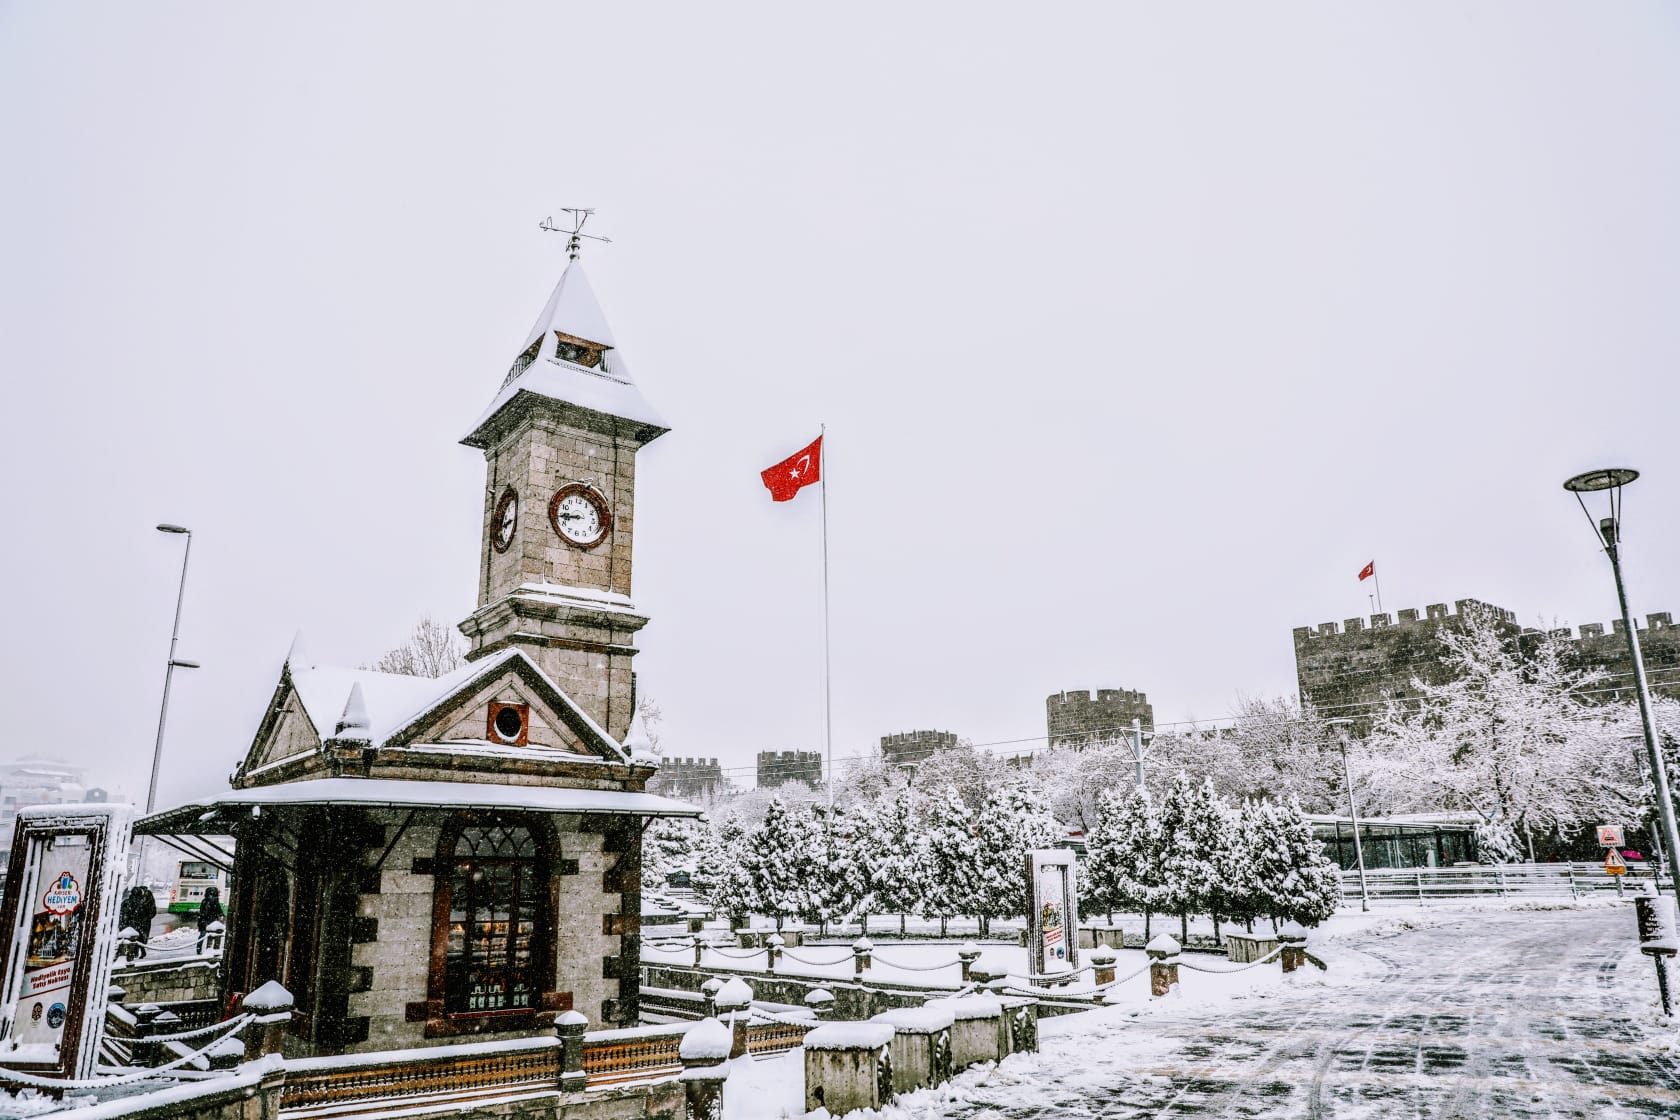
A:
0,757,100,849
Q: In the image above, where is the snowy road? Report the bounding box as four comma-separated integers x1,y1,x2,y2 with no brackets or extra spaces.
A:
884,907,1680,1119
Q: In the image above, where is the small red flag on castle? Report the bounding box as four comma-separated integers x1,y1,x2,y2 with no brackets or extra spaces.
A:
761,435,823,502
1358,560,1376,582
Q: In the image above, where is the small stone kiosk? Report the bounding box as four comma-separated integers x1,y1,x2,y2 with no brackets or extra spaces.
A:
138,253,701,1056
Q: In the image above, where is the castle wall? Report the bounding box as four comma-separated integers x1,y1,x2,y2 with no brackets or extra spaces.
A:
756,750,822,789
1045,689,1154,747
1292,599,1680,729
880,730,958,770
647,757,724,799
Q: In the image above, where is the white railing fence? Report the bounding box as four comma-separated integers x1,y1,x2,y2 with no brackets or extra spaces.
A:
1340,861,1667,903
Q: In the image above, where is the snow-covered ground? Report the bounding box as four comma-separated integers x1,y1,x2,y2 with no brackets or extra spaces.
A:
714,901,1680,1119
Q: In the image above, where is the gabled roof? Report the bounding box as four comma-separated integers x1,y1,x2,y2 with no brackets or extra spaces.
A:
462,260,667,447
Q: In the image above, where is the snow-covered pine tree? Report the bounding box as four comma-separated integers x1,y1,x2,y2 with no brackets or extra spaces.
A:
1081,789,1162,940
643,818,697,893
803,805,865,933
1193,781,1244,944
1226,800,1270,933
1250,798,1342,928
693,817,754,928
861,787,931,935
1156,771,1223,942
738,798,814,930
920,784,976,936
969,785,1060,936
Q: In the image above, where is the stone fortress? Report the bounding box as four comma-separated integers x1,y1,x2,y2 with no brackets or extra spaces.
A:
880,730,958,770
646,757,724,800
756,750,823,789
1293,597,1680,731
1045,688,1155,748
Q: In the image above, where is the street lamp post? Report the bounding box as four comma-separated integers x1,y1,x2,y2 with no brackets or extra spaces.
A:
1329,718,1370,912
147,524,199,815
1565,468,1680,902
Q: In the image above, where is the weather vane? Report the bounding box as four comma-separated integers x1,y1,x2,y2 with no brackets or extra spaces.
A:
539,209,611,261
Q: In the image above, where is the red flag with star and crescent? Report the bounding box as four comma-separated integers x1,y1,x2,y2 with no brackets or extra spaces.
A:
1358,560,1375,582
761,436,822,502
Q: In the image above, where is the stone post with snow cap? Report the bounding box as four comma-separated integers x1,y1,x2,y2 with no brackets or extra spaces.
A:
1278,921,1307,974
957,941,982,982
766,932,784,972
240,981,294,1062
701,976,723,1018
805,988,836,1020
1146,934,1180,997
679,1018,732,1120
853,936,873,975
713,976,753,1059
1089,945,1117,987
803,1022,894,1115
555,1010,589,1091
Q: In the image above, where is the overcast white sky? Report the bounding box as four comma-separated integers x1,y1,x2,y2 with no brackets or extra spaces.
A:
2,3,1677,804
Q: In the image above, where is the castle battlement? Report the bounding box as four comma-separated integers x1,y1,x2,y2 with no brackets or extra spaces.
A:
1293,598,1515,642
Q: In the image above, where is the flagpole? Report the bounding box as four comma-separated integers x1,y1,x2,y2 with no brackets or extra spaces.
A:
1373,565,1384,615
819,424,834,817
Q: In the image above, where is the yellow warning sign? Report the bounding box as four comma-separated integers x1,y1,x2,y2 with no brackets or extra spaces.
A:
1605,849,1627,876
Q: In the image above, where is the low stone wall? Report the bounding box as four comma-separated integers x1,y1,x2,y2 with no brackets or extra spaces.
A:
112,956,222,1005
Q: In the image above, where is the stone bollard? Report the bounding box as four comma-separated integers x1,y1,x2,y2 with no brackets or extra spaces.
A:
766,933,784,973
853,937,873,976
938,995,1005,1069
1145,934,1180,997
555,1010,589,1091
202,920,226,956
803,1022,894,1115
205,1036,246,1072
1278,922,1307,975
957,941,982,983
239,981,295,1063
805,988,836,1020
1089,945,1117,987
117,927,143,963
713,977,753,1059
693,937,705,968
871,1006,955,1093
701,976,724,1019
679,1018,732,1120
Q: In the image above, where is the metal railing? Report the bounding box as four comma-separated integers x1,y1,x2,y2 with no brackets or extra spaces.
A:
1340,861,1667,903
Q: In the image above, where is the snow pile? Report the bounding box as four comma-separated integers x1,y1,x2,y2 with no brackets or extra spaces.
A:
678,1018,732,1061
802,1022,894,1051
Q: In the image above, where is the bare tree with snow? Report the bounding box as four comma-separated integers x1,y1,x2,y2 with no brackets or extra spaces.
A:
365,615,466,678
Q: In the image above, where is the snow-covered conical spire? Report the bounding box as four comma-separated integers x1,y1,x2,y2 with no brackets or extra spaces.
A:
622,705,657,763
463,258,666,449
284,630,312,672
334,683,372,742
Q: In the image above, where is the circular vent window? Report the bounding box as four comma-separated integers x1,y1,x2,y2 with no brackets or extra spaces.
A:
493,706,525,742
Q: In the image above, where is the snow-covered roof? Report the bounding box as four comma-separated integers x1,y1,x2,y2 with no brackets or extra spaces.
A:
462,260,667,447
288,650,521,749
138,778,702,835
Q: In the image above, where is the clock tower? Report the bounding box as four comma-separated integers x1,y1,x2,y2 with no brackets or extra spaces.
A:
458,260,667,742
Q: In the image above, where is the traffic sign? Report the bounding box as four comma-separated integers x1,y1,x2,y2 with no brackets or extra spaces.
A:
1605,848,1627,876
1598,825,1625,847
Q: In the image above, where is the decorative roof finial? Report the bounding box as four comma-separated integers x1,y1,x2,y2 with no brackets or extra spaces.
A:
539,209,611,261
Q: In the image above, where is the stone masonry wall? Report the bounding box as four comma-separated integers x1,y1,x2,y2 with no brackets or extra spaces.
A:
757,751,822,789
345,810,625,1054
1046,689,1154,747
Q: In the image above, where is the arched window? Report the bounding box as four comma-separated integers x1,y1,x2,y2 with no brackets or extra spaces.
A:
445,824,541,1014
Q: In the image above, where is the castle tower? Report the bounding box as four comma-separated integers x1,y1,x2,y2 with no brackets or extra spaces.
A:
458,260,668,741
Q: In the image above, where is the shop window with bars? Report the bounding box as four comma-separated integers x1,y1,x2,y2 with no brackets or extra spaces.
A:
445,825,540,1014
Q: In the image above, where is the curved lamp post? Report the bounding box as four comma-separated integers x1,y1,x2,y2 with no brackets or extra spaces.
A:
147,524,199,814
1564,468,1680,899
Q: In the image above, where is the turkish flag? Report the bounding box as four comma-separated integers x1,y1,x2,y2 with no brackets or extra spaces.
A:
1358,560,1375,582
761,436,822,502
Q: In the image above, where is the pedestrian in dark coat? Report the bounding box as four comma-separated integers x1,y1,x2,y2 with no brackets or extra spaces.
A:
119,885,157,959
195,886,224,953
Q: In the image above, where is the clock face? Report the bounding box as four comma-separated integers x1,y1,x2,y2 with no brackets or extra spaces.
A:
491,488,518,553
548,484,612,550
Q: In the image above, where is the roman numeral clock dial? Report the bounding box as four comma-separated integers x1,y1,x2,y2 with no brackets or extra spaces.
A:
548,483,612,550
